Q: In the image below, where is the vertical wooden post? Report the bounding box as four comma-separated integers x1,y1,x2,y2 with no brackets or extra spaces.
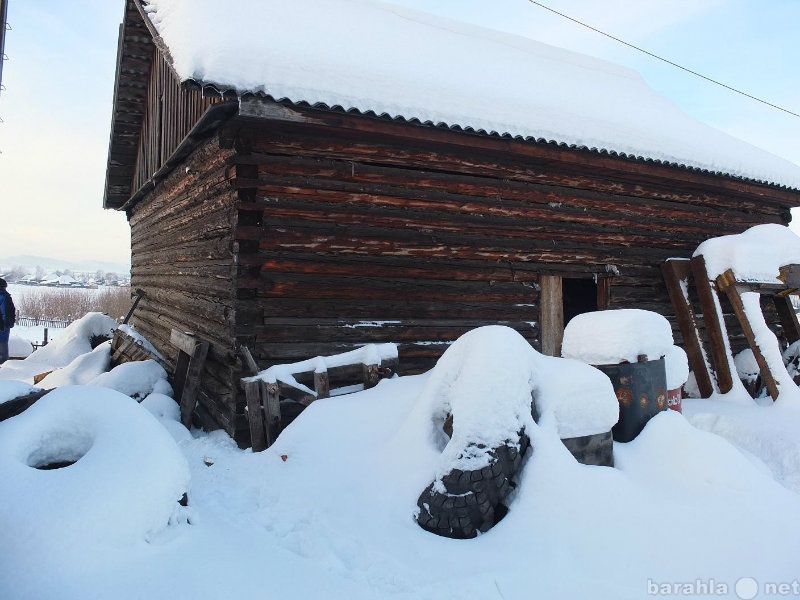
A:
540,274,563,357
314,370,330,399
264,381,281,446
717,270,780,400
661,259,715,398
243,379,267,452
690,255,734,394
596,276,613,311
773,295,800,344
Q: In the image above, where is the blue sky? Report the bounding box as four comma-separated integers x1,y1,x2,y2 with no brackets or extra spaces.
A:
0,0,798,264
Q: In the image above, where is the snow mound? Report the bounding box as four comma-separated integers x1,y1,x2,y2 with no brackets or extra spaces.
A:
734,348,761,384
0,380,40,405
531,355,619,439
694,224,800,282
38,341,112,389
615,410,787,494
89,359,170,400
405,326,618,478
562,309,674,365
0,386,191,550
414,326,537,475
142,392,192,443
21,312,117,369
9,336,33,359
664,345,690,390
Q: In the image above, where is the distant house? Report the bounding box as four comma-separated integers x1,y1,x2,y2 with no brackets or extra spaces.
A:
104,0,800,445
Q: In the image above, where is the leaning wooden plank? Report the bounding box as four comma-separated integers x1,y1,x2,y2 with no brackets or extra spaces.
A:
772,295,800,344
691,254,734,394
179,340,209,429
263,380,281,447
243,379,267,451
239,345,260,377
661,259,715,398
717,270,779,400
171,329,210,429
171,328,202,356
277,380,317,405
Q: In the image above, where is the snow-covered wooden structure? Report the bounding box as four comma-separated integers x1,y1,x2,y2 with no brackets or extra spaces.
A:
103,0,800,444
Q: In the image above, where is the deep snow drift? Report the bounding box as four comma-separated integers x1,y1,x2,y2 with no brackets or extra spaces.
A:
1,323,800,599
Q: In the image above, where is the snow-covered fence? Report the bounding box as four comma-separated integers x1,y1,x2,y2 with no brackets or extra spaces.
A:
17,316,73,329
241,344,399,451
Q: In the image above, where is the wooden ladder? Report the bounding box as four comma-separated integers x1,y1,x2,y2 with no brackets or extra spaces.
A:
662,258,800,400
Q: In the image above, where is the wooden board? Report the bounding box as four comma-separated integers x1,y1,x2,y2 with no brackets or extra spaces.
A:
661,259,714,397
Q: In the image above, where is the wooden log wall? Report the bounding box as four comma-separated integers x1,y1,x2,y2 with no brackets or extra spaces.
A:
132,49,221,196
223,107,795,377
128,135,247,444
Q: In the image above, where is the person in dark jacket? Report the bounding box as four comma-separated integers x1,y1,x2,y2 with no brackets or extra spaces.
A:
0,278,14,364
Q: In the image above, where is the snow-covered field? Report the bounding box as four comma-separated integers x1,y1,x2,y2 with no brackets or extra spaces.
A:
1,312,800,600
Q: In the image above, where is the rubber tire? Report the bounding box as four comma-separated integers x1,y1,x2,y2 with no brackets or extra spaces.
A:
416,431,530,539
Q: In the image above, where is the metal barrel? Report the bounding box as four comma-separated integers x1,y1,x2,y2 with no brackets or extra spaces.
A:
595,358,668,443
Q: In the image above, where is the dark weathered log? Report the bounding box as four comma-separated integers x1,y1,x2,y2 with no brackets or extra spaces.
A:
661,259,714,398
691,255,734,394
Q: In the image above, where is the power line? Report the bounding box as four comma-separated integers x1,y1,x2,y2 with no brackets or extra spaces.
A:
526,0,800,119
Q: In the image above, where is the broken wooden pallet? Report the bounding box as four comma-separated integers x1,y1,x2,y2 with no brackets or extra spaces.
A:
240,344,399,451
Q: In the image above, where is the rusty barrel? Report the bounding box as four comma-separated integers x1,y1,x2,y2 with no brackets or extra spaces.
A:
594,358,668,443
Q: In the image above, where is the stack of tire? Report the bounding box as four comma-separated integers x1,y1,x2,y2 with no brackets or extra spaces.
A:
416,433,529,539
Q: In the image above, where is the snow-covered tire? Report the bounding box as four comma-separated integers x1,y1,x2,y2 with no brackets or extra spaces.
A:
560,431,614,467
0,387,191,548
416,432,530,539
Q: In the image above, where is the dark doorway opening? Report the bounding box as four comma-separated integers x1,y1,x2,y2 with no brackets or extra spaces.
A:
563,278,598,326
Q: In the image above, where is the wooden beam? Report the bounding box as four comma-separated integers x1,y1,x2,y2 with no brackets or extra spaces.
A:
773,296,800,344
596,276,613,311
239,345,260,376
313,370,330,399
690,255,734,394
540,274,563,357
661,259,714,397
264,381,281,447
716,270,779,400
171,329,210,428
243,379,267,452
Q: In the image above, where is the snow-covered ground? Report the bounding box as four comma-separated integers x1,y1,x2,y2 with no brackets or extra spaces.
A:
1,317,799,599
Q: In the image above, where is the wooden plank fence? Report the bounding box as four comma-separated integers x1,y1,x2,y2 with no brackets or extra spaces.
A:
241,344,399,451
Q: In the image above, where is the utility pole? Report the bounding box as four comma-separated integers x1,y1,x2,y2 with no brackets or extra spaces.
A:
0,0,7,97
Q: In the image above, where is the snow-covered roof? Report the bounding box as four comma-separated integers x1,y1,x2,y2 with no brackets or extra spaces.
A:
141,0,800,189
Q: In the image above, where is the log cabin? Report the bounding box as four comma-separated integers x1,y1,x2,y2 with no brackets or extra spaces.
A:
104,0,800,445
